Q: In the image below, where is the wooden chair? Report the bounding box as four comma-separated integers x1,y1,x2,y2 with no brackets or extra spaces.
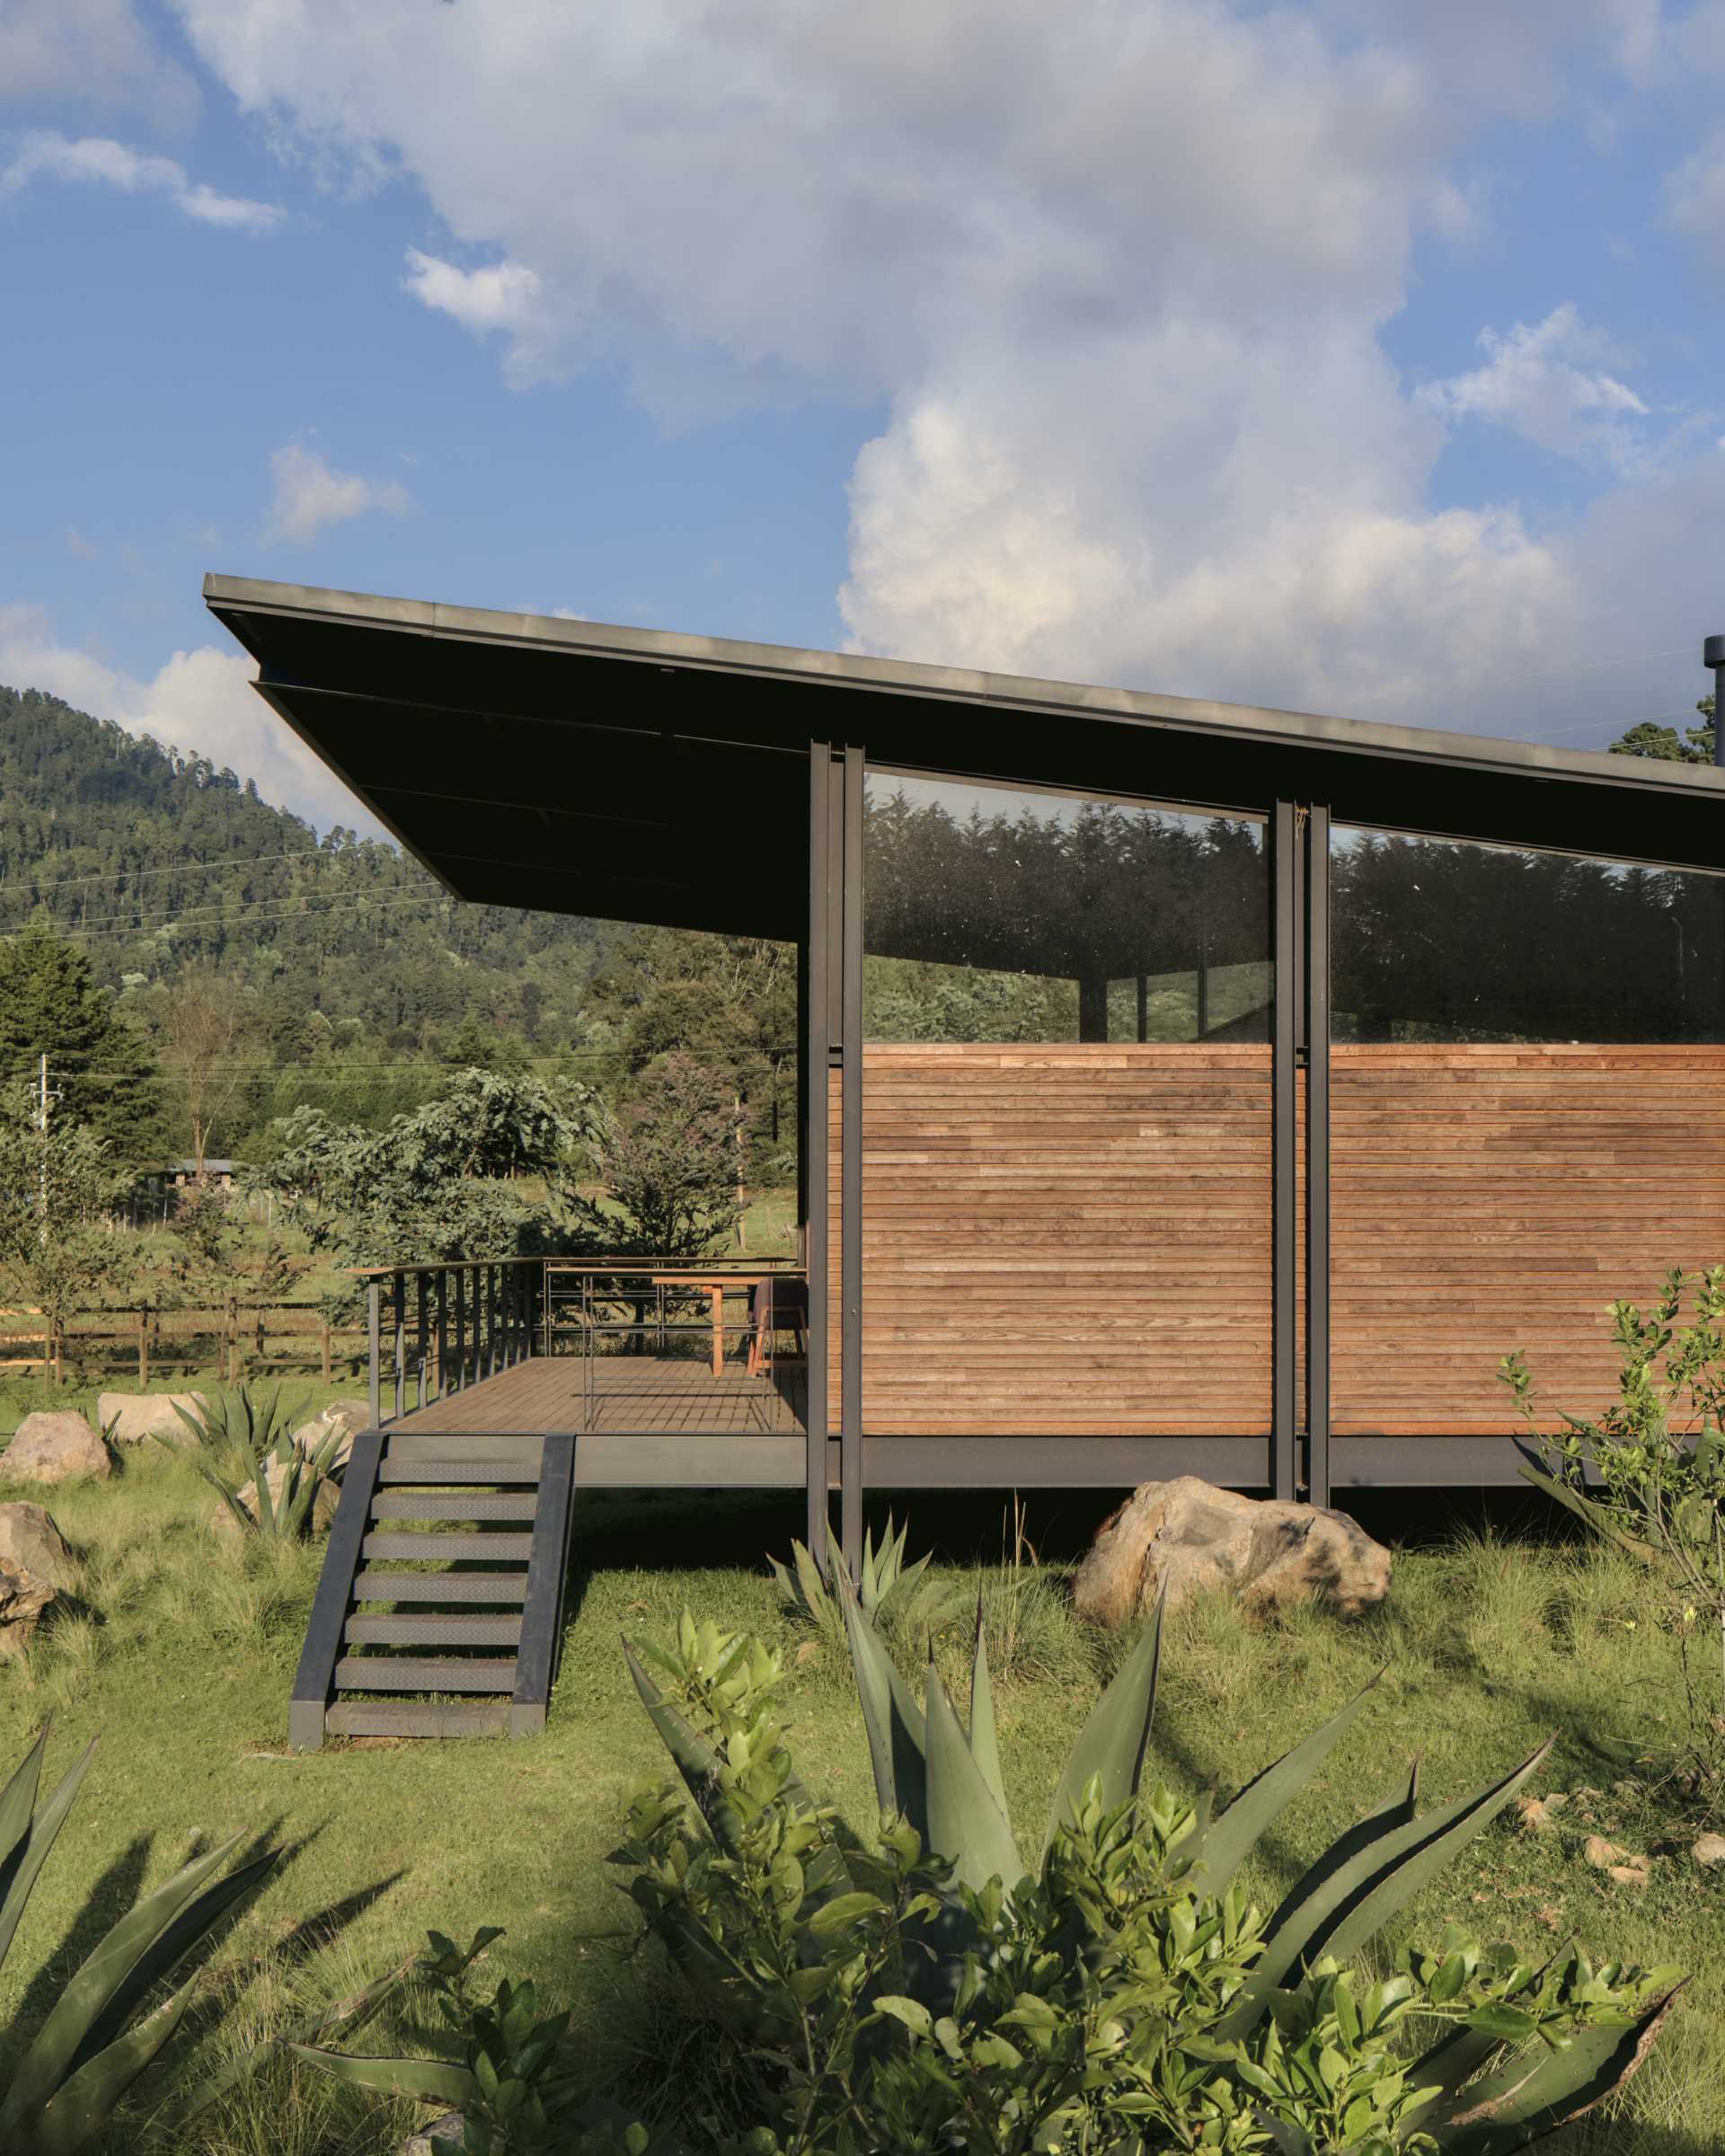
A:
748,1276,809,1374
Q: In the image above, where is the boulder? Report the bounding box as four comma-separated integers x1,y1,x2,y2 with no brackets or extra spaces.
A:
290,1398,370,1472
97,1392,208,1445
0,1502,76,1592
208,1452,341,1544
402,2113,465,2156
4,1411,111,1487
1072,1476,1392,1626
0,1566,57,1659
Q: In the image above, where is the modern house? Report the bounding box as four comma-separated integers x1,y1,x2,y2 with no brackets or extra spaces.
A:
205,574,1725,1740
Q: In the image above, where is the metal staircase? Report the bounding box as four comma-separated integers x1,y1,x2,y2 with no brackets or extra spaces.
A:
289,1427,576,1747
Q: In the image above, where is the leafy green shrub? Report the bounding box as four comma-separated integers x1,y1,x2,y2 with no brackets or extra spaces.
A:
767,1514,968,1648
611,1585,1683,2154
296,1927,585,2154
0,1725,275,2154
1504,1266,1725,1810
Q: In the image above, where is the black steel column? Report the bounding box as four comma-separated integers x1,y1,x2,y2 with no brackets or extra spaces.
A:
840,744,865,1576
1271,800,1297,1499
1305,805,1331,1508
804,745,832,1563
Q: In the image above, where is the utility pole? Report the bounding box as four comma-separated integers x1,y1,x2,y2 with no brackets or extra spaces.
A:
36,1052,49,1247
1706,635,1725,768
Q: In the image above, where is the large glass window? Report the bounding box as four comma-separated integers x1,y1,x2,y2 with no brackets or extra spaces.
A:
863,773,1270,1041
839,770,1274,1442
1329,828,1725,1447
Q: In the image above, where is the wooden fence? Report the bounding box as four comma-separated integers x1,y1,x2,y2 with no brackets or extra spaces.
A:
0,1299,366,1386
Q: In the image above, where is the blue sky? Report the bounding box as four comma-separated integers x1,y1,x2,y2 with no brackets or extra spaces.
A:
5,1,1725,830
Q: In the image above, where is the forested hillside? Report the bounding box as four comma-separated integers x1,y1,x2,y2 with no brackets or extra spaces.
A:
0,683,619,1148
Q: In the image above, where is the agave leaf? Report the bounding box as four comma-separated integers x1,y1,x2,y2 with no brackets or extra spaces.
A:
291,2047,478,2107
1043,1590,1164,1858
1180,1673,1384,1898
67,1851,278,2079
1432,1981,1685,2153
967,1604,1007,1817
1319,1740,1552,1968
1514,1459,1661,1567
0,1830,258,2134
192,1461,258,1539
28,1978,200,2156
924,1666,1027,1894
792,1540,833,1628
182,1952,420,2120
169,1398,211,1448
836,1563,927,1835
859,1523,880,1612
0,1736,97,1970
1223,1740,1552,2035
766,1553,798,1604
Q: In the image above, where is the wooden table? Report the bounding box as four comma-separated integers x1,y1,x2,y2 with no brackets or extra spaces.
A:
650,1274,782,1378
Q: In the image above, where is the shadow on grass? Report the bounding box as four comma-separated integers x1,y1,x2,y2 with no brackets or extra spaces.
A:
8,1830,155,2033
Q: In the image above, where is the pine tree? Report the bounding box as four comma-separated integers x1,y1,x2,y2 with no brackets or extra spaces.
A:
0,914,166,1167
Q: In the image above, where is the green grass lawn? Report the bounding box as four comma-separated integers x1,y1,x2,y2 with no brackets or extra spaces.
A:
0,1455,1721,2152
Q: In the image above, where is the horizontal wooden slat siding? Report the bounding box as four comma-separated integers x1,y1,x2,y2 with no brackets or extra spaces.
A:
831,1045,1274,1436
1331,1044,1725,1436
833,1040,1724,1446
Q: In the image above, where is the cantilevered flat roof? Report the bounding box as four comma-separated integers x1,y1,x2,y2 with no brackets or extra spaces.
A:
206,573,1725,938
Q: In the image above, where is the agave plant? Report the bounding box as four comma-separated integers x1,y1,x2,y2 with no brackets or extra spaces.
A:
0,1726,276,2155
768,1514,969,1646
615,1575,1685,2154
195,1420,346,1542
170,1382,302,1466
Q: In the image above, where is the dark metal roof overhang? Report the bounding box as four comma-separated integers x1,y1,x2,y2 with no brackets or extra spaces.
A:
206,574,1725,938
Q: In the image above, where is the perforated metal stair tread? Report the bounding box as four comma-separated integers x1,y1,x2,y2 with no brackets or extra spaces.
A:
377,1458,544,1484
345,1613,523,1647
326,1701,511,1739
370,1491,540,1521
333,1656,518,1692
361,1531,535,1561
353,1569,530,1603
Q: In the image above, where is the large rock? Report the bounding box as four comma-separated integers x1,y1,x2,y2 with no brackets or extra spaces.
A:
208,1452,341,1544
1072,1477,1392,1626
4,1411,111,1486
0,1566,57,1658
97,1392,208,1445
0,1502,76,1592
290,1398,370,1473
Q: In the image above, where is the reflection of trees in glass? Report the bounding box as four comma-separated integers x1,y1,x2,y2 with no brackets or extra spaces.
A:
1332,832,1725,1043
862,780,1269,1043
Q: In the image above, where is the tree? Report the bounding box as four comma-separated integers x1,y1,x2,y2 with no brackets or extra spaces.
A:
268,1067,595,1311
159,964,260,1173
0,1078,131,1378
584,1053,745,1257
588,930,797,1178
1611,694,1716,764
0,915,164,1167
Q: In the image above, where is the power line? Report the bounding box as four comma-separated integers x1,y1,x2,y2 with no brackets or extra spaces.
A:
0,843,382,897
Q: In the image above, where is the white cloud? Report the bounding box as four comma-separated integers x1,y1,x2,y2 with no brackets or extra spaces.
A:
0,603,382,835
0,0,199,130
266,444,411,544
1417,305,1650,470
169,1,1724,747
404,248,541,336
0,132,283,234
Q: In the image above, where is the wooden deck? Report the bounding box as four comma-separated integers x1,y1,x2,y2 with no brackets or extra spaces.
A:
390,1352,807,1438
